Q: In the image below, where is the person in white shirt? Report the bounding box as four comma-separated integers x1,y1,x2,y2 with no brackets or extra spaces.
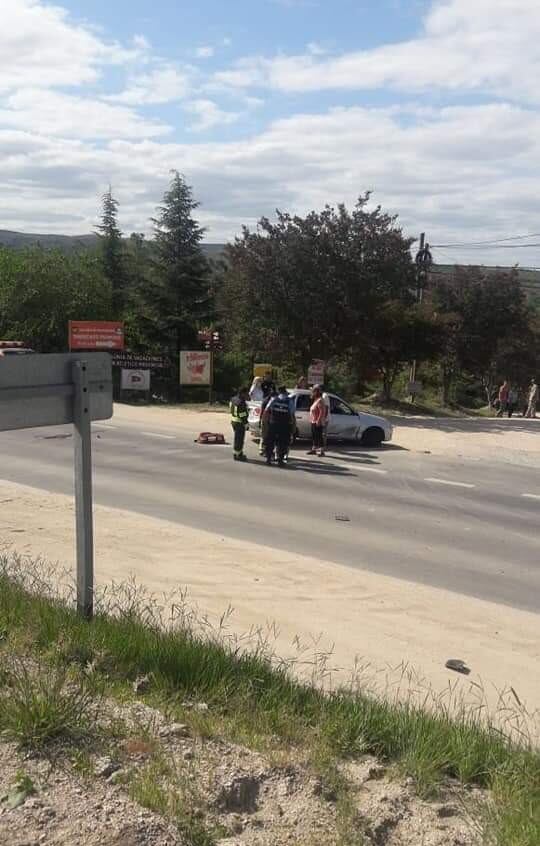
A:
249,376,264,402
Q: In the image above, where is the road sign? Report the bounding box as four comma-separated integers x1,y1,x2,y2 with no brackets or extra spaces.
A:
0,352,112,432
121,368,150,391
308,359,325,386
112,351,169,370
180,351,212,386
69,320,124,351
0,353,113,619
408,380,423,396
253,363,272,378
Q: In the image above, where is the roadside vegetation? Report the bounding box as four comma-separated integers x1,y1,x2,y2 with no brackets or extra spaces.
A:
0,553,538,845
1,175,538,411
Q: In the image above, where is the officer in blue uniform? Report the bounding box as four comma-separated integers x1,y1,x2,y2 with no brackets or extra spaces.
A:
264,386,295,466
230,387,249,461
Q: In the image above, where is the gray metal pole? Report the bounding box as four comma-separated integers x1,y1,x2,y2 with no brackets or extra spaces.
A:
410,233,426,400
72,360,94,619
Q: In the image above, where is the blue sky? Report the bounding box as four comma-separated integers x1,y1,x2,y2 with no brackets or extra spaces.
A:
1,0,539,266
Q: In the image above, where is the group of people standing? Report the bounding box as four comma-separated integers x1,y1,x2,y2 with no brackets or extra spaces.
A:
495,378,538,419
229,371,331,466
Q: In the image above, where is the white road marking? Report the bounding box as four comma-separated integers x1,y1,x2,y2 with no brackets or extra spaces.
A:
141,431,176,440
95,423,118,430
424,477,475,489
340,463,388,475
522,493,540,501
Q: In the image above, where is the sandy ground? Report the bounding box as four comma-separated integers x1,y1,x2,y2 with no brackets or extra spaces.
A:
1,479,538,727
112,403,540,467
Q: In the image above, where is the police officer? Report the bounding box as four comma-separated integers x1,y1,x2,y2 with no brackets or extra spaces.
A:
230,387,249,462
259,386,277,456
264,386,295,467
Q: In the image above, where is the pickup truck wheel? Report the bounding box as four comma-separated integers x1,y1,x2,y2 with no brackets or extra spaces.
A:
361,426,384,447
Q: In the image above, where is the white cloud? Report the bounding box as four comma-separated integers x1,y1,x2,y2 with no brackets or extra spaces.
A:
185,99,241,132
106,66,191,105
196,46,215,59
216,0,540,104
0,0,135,93
0,0,539,268
132,34,151,50
2,102,540,265
0,88,169,139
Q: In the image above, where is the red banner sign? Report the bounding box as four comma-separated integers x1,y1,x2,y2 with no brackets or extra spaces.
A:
69,321,124,351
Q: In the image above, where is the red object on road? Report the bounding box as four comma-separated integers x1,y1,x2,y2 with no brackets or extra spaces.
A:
195,432,226,445
69,321,124,351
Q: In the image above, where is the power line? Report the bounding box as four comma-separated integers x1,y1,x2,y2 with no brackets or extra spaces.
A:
432,232,540,248
432,243,540,250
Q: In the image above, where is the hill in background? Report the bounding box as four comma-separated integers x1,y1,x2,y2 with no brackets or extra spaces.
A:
0,229,225,260
1,230,538,305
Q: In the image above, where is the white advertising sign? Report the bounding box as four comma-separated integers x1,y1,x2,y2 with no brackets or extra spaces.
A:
180,351,212,386
121,369,150,391
308,359,325,386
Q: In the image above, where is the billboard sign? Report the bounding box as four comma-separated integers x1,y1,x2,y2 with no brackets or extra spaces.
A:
253,363,272,378
112,351,169,370
180,351,212,385
69,321,124,351
121,369,150,391
308,359,326,386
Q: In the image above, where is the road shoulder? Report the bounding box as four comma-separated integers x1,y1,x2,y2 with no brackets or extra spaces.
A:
1,479,538,722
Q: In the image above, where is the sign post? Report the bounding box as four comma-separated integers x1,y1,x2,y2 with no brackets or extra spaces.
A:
72,361,94,618
0,353,113,619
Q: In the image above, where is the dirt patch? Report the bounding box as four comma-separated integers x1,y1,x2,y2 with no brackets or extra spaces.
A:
0,699,482,846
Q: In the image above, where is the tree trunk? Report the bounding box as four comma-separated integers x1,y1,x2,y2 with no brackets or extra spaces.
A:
175,326,182,403
381,370,392,402
441,365,453,405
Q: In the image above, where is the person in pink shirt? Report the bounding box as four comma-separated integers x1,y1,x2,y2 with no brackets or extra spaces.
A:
307,386,327,457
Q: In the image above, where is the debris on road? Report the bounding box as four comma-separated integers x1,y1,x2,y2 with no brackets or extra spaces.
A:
195,432,226,444
445,659,471,675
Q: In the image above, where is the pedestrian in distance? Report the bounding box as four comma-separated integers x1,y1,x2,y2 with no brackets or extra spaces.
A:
496,380,509,417
507,386,518,418
261,371,276,399
230,387,249,462
296,376,308,389
307,386,327,457
316,384,331,451
249,376,264,402
264,386,295,467
525,378,539,418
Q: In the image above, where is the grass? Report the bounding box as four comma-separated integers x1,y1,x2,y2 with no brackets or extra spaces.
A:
129,753,222,846
0,552,538,845
0,654,100,749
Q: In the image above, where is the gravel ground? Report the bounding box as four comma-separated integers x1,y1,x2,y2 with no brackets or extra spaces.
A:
0,699,482,846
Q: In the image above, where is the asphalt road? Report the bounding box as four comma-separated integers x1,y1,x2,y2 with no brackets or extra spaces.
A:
1,417,539,614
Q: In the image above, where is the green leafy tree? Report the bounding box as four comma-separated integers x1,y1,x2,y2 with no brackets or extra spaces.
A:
219,196,417,388
96,187,125,316
432,266,533,403
0,246,111,351
139,172,212,392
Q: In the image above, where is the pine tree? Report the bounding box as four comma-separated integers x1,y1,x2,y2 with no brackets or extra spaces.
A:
97,187,125,317
143,171,212,390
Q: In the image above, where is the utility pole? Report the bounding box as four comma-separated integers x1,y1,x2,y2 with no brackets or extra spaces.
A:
409,233,432,401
